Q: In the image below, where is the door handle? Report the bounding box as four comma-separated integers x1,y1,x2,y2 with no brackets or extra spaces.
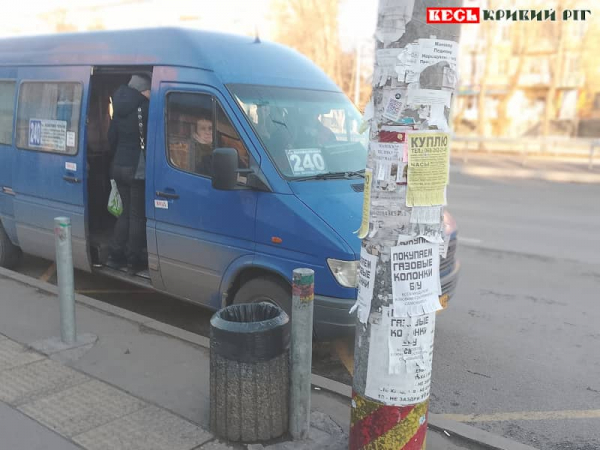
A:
156,190,179,200
63,175,81,183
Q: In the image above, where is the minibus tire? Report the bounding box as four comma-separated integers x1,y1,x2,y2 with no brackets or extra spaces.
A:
0,223,21,269
233,276,292,317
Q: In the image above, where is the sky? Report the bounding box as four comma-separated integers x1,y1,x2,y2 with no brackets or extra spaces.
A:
0,0,379,50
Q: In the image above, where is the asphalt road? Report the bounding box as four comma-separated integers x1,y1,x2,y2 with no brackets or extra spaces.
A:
9,171,600,449
433,172,600,450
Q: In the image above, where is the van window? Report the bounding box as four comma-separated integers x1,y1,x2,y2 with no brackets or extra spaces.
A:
16,82,82,154
0,81,16,145
230,84,367,180
216,103,250,169
166,92,250,177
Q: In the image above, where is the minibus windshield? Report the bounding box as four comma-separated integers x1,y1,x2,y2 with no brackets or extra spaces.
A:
230,84,368,180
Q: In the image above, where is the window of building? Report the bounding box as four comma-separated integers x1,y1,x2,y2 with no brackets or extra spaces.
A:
0,81,16,145
166,92,250,177
16,82,82,154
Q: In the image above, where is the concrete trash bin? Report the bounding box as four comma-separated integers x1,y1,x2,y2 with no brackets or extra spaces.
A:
210,302,290,442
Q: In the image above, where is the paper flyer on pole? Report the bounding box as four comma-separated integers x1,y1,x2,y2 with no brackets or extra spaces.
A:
406,132,450,207
356,168,373,239
410,206,443,225
391,236,442,316
388,309,435,376
365,307,433,406
375,0,415,45
349,248,378,324
395,38,459,85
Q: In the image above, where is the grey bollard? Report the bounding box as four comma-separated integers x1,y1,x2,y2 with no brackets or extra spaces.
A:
289,268,314,440
54,217,76,344
210,302,290,442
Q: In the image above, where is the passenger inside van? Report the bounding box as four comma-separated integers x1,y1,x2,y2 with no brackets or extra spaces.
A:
167,99,250,177
106,74,151,274
191,113,214,175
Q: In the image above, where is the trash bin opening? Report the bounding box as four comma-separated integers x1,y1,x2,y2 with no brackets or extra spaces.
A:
219,302,281,323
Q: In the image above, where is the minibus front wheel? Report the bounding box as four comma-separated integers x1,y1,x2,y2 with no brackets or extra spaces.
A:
233,276,292,318
0,222,21,269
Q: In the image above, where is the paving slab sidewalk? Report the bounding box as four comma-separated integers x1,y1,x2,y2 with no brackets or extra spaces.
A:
0,269,537,450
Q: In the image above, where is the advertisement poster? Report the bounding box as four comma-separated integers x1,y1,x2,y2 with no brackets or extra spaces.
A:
391,236,442,316
350,248,378,324
406,132,450,207
365,307,434,406
357,168,373,239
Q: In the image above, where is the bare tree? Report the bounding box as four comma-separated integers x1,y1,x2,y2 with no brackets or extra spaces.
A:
271,0,363,105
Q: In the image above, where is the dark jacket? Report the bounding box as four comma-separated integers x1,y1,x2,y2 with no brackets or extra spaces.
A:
108,85,149,183
192,141,213,176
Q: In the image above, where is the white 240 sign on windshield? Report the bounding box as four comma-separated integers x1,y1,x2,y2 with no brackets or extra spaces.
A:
286,148,328,176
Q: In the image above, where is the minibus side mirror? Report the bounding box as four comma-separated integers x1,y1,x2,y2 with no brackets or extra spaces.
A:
212,147,240,190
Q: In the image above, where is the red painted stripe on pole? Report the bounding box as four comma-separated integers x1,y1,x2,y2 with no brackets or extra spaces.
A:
350,401,414,449
402,421,428,450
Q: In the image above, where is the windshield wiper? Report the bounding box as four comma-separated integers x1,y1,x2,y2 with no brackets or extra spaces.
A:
292,170,365,181
344,170,365,178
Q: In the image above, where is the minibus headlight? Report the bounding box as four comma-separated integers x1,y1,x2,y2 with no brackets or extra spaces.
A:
327,259,359,288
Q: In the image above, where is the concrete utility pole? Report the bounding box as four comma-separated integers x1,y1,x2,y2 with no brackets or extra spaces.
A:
350,1,461,449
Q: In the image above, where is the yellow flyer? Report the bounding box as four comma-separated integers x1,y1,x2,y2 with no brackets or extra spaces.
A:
406,132,450,206
357,168,373,239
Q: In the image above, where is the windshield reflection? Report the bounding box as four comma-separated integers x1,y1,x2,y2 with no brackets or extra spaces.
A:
229,84,368,179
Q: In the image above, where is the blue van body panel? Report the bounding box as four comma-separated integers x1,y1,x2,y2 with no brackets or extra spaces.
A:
151,80,258,306
0,28,340,92
0,204,17,244
254,191,356,299
218,254,257,308
0,67,18,243
11,65,91,271
290,179,363,259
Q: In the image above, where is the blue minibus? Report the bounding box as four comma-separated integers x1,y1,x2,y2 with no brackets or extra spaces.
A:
0,28,459,339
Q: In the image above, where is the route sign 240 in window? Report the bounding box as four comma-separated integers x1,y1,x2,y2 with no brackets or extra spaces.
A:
286,148,327,176
28,119,67,152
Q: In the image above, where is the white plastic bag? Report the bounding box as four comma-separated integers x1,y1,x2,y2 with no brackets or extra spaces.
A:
107,179,123,217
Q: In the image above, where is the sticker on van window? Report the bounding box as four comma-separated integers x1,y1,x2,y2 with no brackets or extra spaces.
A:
154,199,168,209
66,131,76,147
285,148,327,176
29,119,67,152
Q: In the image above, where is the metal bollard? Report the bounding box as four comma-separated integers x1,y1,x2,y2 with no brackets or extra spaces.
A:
54,217,76,344
289,268,314,440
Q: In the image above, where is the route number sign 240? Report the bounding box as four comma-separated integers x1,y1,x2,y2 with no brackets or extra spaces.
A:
286,148,327,176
